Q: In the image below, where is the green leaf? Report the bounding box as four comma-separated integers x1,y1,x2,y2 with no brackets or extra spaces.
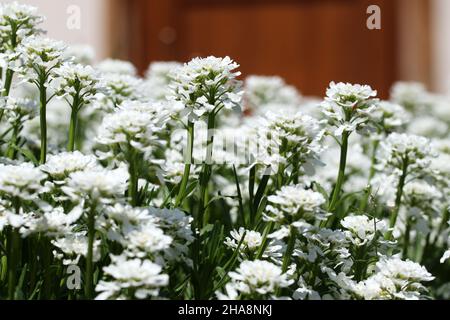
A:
12,145,38,165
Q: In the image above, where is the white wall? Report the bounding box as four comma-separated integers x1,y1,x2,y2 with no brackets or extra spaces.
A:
6,0,110,62
431,0,450,94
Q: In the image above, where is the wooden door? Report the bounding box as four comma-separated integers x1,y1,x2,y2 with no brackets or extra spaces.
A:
114,0,398,98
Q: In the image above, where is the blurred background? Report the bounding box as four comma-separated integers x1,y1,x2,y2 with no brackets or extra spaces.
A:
16,0,450,99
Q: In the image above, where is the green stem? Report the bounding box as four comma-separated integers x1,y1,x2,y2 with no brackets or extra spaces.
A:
85,203,96,299
67,102,80,152
128,150,138,206
6,123,19,159
41,238,53,299
39,84,47,164
198,113,215,230
0,69,14,123
385,157,408,240
282,226,297,273
7,198,21,300
2,69,14,97
403,217,411,259
328,131,349,212
174,121,194,207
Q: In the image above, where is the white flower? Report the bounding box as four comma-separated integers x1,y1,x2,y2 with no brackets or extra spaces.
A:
64,44,95,65
52,232,101,265
41,151,100,183
407,116,448,138
95,102,168,161
19,36,66,83
225,227,282,259
95,254,168,300
62,166,128,203
0,162,46,201
403,180,442,202
145,207,194,266
97,73,143,109
225,227,262,251
0,97,36,124
0,2,44,51
244,75,301,111
169,56,242,120
254,111,324,171
53,63,101,106
96,58,136,76
441,250,450,263
354,256,434,300
378,257,434,282
145,61,181,82
264,185,326,223
371,101,410,131
218,260,293,299
142,61,182,101
20,206,82,238
321,82,378,136
390,81,429,112
341,215,388,245
124,222,173,258
376,133,435,174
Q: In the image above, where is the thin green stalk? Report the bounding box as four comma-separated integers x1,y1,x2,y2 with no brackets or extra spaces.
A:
328,130,349,212
0,69,14,123
198,113,215,230
85,203,96,299
41,238,53,299
282,225,297,273
6,123,19,159
128,148,138,206
403,217,411,259
7,198,21,300
67,95,80,151
39,84,47,164
174,121,194,207
385,157,409,240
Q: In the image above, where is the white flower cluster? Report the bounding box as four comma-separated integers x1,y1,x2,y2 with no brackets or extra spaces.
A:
244,75,301,112
354,257,434,300
53,63,101,106
217,260,293,299
95,101,169,162
95,254,169,300
377,132,435,175
321,81,378,136
1,3,449,301
19,36,66,83
264,185,326,224
169,56,242,120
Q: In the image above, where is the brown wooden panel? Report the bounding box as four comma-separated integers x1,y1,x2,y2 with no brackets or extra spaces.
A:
116,0,398,98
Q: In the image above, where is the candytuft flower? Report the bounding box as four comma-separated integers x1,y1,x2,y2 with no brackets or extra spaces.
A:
321,82,378,136
95,254,168,300
169,56,242,120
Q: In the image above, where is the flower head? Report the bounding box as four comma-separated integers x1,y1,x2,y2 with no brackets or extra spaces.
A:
321,82,378,136
244,75,301,111
0,2,44,51
169,56,242,120
53,63,101,107
377,133,435,175
95,254,168,300
264,185,326,224
41,151,101,183
19,36,66,83
96,58,136,76
217,260,293,299
62,166,128,203
0,162,46,201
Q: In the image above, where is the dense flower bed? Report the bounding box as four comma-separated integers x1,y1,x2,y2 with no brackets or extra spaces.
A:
0,2,449,300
